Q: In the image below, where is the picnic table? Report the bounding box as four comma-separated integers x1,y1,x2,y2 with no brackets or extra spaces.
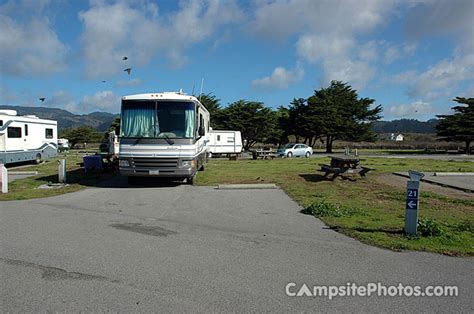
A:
251,149,276,160
319,156,374,179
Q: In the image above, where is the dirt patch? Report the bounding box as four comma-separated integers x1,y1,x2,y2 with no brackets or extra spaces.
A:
374,173,473,200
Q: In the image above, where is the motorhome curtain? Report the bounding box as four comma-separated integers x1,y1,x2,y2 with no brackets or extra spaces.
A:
184,107,195,138
122,107,158,137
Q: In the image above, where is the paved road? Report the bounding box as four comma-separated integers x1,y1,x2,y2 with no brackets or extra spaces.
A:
1,180,472,312
234,152,474,161
423,175,474,191
314,153,474,161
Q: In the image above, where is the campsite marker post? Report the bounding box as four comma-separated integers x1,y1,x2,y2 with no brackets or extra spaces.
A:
0,163,8,193
58,159,67,183
405,170,424,235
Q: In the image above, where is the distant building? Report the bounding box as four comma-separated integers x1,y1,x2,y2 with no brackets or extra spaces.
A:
389,133,395,141
395,134,404,142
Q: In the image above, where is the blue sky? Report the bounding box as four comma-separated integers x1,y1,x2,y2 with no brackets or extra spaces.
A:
0,0,473,120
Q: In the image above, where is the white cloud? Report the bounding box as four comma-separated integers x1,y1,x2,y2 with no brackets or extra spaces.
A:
78,2,152,78
383,42,417,64
296,35,355,63
40,90,120,113
0,15,68,77
0,85,18,103
404,0,473,52
249,0,396,41
296,35,374,89
389,101,434,117
45,90,80,113
358,41,380,62
252,65,304,89
391,0,474,100
79,0,243,78
80,90,120,113
390,70,417,84
407,54,474,100
249,0,399,90
115,78,142,88
321,59,375,91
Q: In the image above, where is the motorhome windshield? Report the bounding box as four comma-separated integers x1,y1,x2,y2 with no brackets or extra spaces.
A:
121,101,195,138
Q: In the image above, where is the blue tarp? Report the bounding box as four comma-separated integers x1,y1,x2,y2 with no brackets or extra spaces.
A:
83,155,103,172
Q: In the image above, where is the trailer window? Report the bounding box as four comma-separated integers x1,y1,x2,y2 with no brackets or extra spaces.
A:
25,124,28,136
0,120,3,126
217,135,221,141
7,127,22,138
45,128,53,139
227,137,234,143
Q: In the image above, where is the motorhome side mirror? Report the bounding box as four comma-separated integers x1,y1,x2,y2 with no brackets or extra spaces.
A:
199,127,205,136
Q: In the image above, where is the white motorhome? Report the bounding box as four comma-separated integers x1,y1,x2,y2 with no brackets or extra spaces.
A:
208,130,242,157
118,91,210,183
0,110,58,164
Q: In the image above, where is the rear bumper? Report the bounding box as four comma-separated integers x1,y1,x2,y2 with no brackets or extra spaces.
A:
120,168,194,178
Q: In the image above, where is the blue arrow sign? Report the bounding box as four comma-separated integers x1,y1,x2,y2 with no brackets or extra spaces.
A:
406,198,418,210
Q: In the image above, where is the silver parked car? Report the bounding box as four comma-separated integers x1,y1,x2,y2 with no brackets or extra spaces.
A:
277,143,313,158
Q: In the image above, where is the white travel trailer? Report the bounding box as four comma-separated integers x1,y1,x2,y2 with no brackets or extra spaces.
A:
208,130,242,157
118,91,210,183
58,138,69,149
0,110,58,164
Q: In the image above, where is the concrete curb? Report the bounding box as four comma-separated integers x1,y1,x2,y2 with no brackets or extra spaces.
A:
392,172,473,193
217,184,278,190
434,172,474,176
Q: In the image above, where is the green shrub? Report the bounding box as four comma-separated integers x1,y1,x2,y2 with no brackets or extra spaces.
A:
418,218,446,237
453,220,474,233
306,201,358,217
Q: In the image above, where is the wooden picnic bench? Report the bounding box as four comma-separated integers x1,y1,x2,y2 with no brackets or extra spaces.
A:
251,149,276,160
319,156,374,180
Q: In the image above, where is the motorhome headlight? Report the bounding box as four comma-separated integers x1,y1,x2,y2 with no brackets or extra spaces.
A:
181,160,196,168
119,159,130,167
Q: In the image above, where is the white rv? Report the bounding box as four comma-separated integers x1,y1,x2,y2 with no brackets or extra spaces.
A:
58,138,69,149
0,110,58,164
208,130,242,157
118,92,210,183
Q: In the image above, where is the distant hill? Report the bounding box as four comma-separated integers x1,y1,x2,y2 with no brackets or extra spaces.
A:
373,119,438,134
0,105,118,131
0,105,440,135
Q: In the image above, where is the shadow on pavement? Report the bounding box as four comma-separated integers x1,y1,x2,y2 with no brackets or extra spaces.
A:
34,168,186,189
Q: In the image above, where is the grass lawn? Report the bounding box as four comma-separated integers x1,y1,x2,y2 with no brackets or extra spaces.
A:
0,153,116,201
196,157,474,256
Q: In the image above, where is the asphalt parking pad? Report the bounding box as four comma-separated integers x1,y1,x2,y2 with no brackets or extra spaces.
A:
1,185,472,312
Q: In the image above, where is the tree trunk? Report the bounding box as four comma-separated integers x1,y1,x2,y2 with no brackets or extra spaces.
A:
325,135,333,153
466,140,471,155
